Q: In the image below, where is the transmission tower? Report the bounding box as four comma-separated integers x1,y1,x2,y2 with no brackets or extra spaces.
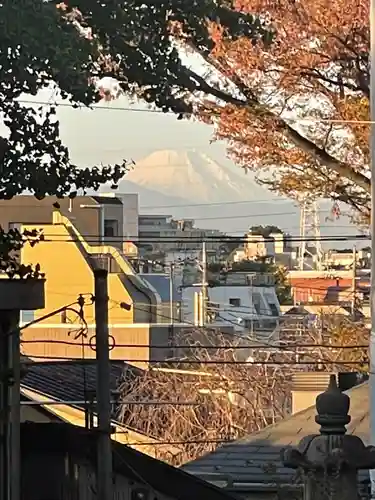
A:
297,199,324,271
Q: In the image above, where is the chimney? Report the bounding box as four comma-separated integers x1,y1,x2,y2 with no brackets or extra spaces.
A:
291,372,367,414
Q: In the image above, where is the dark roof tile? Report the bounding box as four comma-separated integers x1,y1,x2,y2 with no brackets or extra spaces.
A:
21,360,140,416
183,382,369,488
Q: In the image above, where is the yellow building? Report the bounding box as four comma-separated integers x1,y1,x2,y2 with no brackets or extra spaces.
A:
18,211,175,366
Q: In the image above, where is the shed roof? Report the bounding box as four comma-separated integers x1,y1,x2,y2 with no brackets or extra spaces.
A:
22,423,237,500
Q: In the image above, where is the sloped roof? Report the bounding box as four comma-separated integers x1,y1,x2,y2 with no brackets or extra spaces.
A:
22,423,237,500
182,383,369,487
21,360,140,415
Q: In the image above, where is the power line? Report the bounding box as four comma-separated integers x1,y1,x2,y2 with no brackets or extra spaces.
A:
21,234,371,243
142,198,292,209
6,206,355,223
20,399,198,407
0,207,301,221
21,355,367,365
16,99,375,125
114,437,235,446
20,339,368,350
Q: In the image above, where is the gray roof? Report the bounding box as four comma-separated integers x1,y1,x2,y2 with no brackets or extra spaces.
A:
140,273,182,302
21,360,140,416
182,382,369,487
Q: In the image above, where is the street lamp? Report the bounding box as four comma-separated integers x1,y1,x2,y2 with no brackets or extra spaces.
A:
80,204,105,244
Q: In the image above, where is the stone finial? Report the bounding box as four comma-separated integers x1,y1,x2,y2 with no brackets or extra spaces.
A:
315,374,350,435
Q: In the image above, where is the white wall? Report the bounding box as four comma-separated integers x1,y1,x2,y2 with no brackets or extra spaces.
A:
101,192,139,240
182,285,281,337
118,193,139,240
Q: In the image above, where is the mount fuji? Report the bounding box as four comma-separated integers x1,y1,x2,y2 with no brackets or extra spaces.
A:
119,149,273,203
113,149,298,233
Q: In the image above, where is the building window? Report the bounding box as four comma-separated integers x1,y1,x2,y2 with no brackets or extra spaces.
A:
8,222,21,231
269,303,279,316
104,219,119,238
20,310,35,325
229,298,241,307
252,292,262,315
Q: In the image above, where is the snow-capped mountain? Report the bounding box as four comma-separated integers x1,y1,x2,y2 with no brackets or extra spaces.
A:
115,149,299,233
119,149,274,203
104,149,359,241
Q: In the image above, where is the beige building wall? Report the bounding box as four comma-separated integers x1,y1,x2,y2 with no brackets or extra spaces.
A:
291,390,322,415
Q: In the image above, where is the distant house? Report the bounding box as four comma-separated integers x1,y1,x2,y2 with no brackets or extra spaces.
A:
21,422,237,500
182,278,280,339
182,374,370,498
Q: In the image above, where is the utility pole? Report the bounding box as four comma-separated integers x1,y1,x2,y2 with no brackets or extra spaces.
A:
370,0,375,480
169,263,174,324
0,310,20,500
201,241,207,326
351,245,357,318
94,269,112,500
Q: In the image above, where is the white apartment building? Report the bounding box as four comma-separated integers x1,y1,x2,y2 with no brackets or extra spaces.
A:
182,280,281,340
244,230,293,261
138,214,224,257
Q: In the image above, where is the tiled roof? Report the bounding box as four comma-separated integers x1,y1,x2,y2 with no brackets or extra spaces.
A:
21,360,140,416
182,383,369,487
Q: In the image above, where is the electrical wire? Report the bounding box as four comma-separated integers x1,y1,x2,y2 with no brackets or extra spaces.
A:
113,437,235,446
18,234,371,243
15,98,375,126
20,339,368,350
142,198,293,209
21,354,368,366
0,199,293,210
0,206,300,222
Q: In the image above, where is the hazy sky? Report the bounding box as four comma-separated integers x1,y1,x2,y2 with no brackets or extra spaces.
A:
25,89,235,167
12,89,364,246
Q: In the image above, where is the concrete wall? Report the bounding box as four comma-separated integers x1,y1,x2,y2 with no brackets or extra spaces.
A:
0,195,124,249
21,323,217,367
291,390,322,415
111,193,139,240
20,404,57,423
182,285,280,333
